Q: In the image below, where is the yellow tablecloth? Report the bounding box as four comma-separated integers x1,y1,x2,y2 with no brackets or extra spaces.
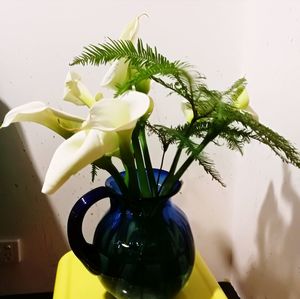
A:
53,251,227,299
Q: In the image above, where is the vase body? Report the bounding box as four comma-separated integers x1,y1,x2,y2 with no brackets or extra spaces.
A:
68,170,195,299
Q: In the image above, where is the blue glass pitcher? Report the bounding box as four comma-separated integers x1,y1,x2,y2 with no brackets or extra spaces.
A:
67,169,195,299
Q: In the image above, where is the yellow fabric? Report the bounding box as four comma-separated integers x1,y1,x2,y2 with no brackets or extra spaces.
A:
53,251,228,299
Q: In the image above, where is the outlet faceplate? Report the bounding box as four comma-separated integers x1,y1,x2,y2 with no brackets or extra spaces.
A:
0,239,21,264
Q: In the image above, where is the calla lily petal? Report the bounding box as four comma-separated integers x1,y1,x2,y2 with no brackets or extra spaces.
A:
244,105,259,120
234,88,259,120
119,14,142,41
42,129,118,194
64,72,96,107
101,15,142,90
0,101,84,138
85,91,150,132
181,100,194,123
101,60,129,90
234,88,249,110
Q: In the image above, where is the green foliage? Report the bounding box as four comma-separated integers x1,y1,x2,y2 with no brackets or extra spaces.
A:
73,38,300,192
222,77,247,102
223,106,300,167
72,39,196,97
147,123,224,186
91,163,99,182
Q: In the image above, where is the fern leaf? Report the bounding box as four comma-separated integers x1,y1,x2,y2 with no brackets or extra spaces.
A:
195,152,226,187
218,125,253,154
222,77,247,101
223,106,300,167
91,163,99,182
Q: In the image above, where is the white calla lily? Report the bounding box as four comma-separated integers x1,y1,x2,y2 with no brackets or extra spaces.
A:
41,129,118,194
0,88,150,194
42,91,150,194
64,72,102,107
101,15,142,90
84,91,150,132
0,101,84,138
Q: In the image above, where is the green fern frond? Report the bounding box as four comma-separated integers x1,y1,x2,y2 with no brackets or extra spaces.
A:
150,123,209,146
222,77,247,101
72,39,199,97
72,38,184,71
145,122,172,151
148,124,224,186
116,62,191,96
218,126,253,154
221,106,300,167
195,152,226,187
91,163,99,182
72,39,135,66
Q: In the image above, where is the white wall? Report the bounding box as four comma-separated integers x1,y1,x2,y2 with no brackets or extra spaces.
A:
0,0,300,297
231,1,300,298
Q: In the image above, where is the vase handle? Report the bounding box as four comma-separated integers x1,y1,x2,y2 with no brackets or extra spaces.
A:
67,186,109,274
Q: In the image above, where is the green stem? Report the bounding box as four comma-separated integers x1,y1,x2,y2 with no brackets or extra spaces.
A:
167,119,197,179
161,128,220,195
140,127,157,196
157,149,167,191
168,147,182,177
118,130,140,199
132,123,152,197
94,156,128,196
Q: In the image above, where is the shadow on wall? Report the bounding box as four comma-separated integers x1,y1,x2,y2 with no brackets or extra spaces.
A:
0,100,69,295
236,164,300,299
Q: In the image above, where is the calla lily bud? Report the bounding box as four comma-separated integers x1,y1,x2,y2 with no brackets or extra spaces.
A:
234,88,249,110
128,67,151,94
119,14,143,41
181,100,194,123
234,88,259,120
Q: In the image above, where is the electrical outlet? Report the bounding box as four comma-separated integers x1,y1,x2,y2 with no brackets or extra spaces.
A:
0,239,21,264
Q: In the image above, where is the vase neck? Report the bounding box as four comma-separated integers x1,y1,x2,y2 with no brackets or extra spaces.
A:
105,168,182,198
109,190,175,218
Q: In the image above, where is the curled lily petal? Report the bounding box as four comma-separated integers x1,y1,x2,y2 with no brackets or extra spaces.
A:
244,105,259,120
234,88,249,110
234,88,259,120
101,60,129,90
181,100,194,123
85,91,150,132
64,72,96,107
0,101,84,138
119,14,143,41
42,129,118,194
101,15,142,90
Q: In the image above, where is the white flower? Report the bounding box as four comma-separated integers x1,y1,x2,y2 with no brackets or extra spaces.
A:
101,15,144,90
42,91,149,194
42,128,119,194
1,91,150,194
0,101,84,138
64,71,102,107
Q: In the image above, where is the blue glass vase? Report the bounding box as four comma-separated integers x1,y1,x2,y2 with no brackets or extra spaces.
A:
67,169,195,299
